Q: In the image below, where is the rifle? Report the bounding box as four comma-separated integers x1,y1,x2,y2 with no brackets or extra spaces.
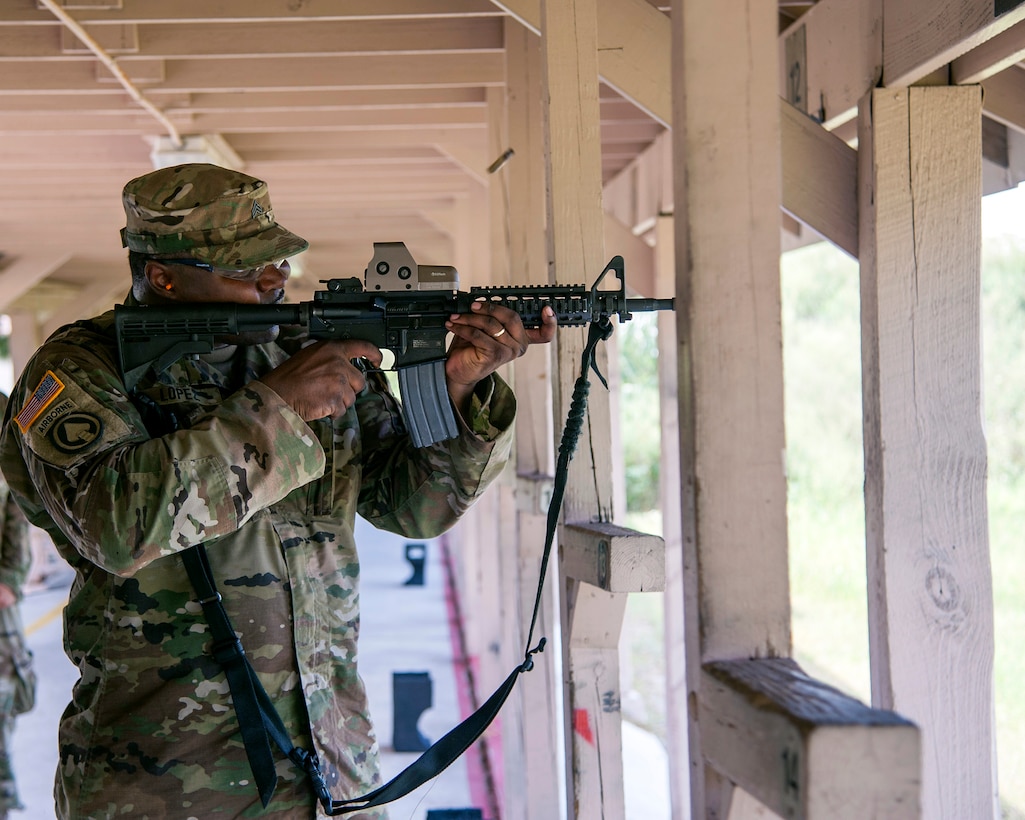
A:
115,241,675,447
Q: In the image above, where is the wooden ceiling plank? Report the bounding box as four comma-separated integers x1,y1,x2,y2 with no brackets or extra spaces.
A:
140,18,503,58
2,0,505,25
0,105,487,136
0,133,150,164
0,88,484,112
226,128,485,152
4,17,504,59
884,0,1025,87
0,53,504,93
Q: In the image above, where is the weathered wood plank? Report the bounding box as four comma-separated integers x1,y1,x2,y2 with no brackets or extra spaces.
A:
858,85,995,819
561,521,664,592
981,63,1025,134
669,0,789,664
540,1,626,817
779,100,858,258
670,0,789,815
884,0,1025,87
498,21,563,819
701,659,920,819
952,17,1025,83
655,215,691,820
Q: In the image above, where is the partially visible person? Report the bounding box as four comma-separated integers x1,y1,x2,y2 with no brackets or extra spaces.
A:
0,392,34,820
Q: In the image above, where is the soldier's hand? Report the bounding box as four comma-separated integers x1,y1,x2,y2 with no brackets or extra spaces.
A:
444,302,557,417
259,340,383,421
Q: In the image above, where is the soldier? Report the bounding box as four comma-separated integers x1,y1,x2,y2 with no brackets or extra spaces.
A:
0,163,556,819
0,392,34,820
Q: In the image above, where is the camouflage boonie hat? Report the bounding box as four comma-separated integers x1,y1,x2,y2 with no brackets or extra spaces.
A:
120,163,308,270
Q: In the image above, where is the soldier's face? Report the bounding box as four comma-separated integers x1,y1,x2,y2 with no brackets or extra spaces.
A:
149,259,291,345
169,260,291,306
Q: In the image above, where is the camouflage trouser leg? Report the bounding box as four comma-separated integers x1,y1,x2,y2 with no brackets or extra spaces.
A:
0,682,22,814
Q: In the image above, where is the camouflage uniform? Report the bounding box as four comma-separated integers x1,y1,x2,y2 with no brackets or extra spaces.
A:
0,165,516,819
0,393,33,818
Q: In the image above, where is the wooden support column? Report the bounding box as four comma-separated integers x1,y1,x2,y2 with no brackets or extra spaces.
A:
858,85,996,819
539,0,626,816
655,215,691,820
500,19,564,820
670,0,790,814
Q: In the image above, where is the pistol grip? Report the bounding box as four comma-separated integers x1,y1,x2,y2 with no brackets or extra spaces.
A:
397,360,459,448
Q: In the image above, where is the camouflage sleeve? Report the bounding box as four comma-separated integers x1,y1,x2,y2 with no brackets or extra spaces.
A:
4,349,325,576
355,370,515,537
0,394,30,597
0,484,30,598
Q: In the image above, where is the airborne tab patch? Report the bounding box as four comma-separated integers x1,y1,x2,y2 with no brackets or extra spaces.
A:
15,370,64,433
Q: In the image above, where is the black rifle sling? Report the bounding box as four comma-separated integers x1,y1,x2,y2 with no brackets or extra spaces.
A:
322,316,615,816
180,545,326,808
165,316,614,814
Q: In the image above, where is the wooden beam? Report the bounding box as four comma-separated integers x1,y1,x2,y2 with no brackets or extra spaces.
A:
778,0,882,128
0,53,505,93
4,0,505,24
981,64,1025,134
780,100,859,258
539,1,626,817
655,215,689,820
602,213,657,297
858,85,995,819
884,0,1025,88
500,20,563,820
561,521,664,593
701,659,920,819
952,17,1025,83
670,0,789,814
0,88,487,113
0,106,487,136
17,18,504,59
670,0,789,663
0,251,73,312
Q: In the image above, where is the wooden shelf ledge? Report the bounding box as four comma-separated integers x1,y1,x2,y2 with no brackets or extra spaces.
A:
701,657,920,819
561,520,664,592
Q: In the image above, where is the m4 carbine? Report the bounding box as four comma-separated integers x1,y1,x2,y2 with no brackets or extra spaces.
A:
115,241,675,447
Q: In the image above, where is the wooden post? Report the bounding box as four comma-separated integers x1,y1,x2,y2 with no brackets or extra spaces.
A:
538,0,627,816
669,0,790,815
656,215,691,820
858,85,996,819
501,19,563,820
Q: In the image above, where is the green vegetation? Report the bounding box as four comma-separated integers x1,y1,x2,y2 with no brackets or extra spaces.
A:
618,237,1025,815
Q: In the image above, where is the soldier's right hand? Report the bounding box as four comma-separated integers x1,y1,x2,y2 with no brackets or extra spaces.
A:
259,340,383,421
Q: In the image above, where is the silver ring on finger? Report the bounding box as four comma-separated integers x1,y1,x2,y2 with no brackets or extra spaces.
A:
492,327,507,338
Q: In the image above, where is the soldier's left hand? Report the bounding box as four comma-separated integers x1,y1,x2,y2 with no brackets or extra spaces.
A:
445,301,556,388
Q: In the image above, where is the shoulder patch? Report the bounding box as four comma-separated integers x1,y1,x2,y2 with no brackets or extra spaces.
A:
15,371,65,433
18,363,136,469
49,412,104,455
